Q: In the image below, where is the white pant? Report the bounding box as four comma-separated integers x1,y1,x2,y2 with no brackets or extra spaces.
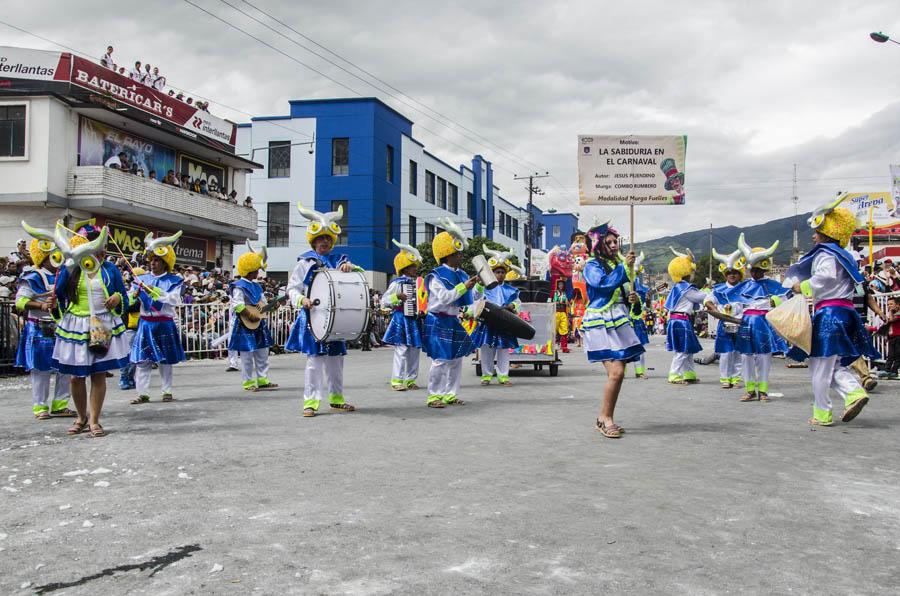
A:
228,350,239,369
741,353,772,391
304,355,344,401
135,362,173,396
31,370,71,409
391,345,420,384
719,351,742,381
809,356,864,415
241,348,270,382
480,346,510,378
669,352,695,376
428,358,463,398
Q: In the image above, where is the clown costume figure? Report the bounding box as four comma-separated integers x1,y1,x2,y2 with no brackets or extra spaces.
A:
129,231,186,404
382,239,424,391
479,247,523,386
52,222,130,438
422,218,482,408
229,241,277,392
581,223,644,439
15,221,72,420
721,234,789,402
287,204,360,417
629,252,650,379
704,246,745,389
664,248,705,385
550,278,571,353
783,199,880,426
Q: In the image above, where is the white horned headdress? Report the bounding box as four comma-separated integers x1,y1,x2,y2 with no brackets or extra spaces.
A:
53,220,108,275
437,217,468,251
711,246,744,274
483,245,514,270
297,202,343,243
21,220,65,269
737,233,778,270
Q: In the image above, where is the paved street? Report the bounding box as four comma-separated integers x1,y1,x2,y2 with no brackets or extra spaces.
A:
1,337,899,595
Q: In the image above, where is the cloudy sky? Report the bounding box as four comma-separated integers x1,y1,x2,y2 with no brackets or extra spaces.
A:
5,0,900,239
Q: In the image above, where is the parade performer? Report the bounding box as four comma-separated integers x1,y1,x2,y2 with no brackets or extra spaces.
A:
664,248,705,384
551,278,571,353
581,222,643,439
630,252,650,378
229,241,277,392
705,246,745,389
287,205,358,417
382,239,424,391
15,222,72,420
570,286,586,348
51,222,130,438
422,218,480,408
129,232,186,404
783,200,879,425
479,247,523,386
723,235,788,401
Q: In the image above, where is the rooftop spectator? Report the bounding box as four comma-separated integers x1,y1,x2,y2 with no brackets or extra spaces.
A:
192,178,202,193
130,61,143,83
163,170,178,186
148,170,157,181
104,151,127,169
186,98,194,106
176,92,184,101
228,190,238,204
199,179,209,195
118,66,127,76
168,90,175,97
152,67,166,91
101,45,114,69
142,63,153,86
244,195,253,208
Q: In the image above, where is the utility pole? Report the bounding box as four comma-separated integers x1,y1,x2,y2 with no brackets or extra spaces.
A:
792,164,799,263
514,171,549,278
708,223,713,282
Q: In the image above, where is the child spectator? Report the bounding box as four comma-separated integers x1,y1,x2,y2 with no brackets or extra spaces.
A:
886,297,900,380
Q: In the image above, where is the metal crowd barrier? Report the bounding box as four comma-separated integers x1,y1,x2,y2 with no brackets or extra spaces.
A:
0,300,20,375
869,290,899,361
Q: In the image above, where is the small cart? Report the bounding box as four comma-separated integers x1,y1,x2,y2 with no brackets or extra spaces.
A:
473,302,562,377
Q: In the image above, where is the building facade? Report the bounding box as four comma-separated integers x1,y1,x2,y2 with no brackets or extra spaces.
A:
0,46,260,269
236,98,566,289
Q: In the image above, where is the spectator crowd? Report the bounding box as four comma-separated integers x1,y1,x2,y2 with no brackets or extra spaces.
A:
100,45,210,111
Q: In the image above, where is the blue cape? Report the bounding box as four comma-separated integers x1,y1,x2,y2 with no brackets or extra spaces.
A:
298,250,349,287
664,280,697,311
230,278,264,305
785,243,864,284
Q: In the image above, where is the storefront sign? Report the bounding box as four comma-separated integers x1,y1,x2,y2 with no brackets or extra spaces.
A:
180,154,226,192
105,221,208,268
173,235,208,267
79,117,176,179
69,55,236,148
578,135,688,205
0,46,68,81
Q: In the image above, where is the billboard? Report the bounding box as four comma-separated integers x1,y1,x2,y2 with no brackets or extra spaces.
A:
79,117,176,179
838,191,900,230
0,46,68,81
578,135,688,205
179,154,226,192
106,221,209,268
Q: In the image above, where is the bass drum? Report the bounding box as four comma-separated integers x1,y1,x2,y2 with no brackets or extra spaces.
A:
307,270,371,342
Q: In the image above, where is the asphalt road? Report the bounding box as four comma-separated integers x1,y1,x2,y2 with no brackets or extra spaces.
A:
1,337,899,595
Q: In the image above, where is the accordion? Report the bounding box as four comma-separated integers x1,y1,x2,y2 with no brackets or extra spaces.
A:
401,282,416,317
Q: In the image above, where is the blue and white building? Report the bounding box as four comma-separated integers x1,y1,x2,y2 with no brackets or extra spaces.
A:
236,97,576,289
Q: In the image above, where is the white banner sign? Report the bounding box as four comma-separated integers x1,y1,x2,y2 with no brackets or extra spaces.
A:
840,190,900,230
578,135,687,205
0,46,65,81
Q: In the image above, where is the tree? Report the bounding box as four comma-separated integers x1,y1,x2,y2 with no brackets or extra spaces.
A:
693,253,725,287
414,236,521,278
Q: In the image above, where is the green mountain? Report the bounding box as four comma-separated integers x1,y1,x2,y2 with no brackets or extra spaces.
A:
637,212,815,275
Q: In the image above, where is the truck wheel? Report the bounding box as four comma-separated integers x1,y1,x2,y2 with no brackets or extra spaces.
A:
475,364,482,377
549,364,559,377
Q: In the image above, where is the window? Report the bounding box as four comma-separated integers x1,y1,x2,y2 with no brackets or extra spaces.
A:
332,138,349,176
481,199,487,225
425,171,435,204
512,218,519,241
467,192,474,219
266,202,290,247
552,225,561,237
437,178,447,210
424,223,435,243
386,145,394,183
267,141,290,178
331,200,349,245
448,184,458,214
499,211,506,235
0,104,27,158
385,205,393,247
409,160,418,195
491,207,495,230
409,215,417,245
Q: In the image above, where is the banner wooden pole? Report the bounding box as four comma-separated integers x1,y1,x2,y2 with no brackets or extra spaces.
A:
869,206,874,269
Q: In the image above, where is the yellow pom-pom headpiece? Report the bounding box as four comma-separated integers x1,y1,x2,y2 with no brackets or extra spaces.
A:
298,203,342,245
738,233,778,271
391,239,422,276
21,221,64,269
667,246,697,283
144,230,182,272
237,240,267,277
808,198,858,248
432,217,468,261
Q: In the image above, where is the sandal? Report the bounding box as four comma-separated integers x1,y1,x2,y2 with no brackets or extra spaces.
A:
740,392,759,402
406,383,419,390
88,423,106,438
391,384,407,391
445,397,466,406
303,408,316,417
808,417,833,427
67,419,88,435
50,408,77,417
721,382,733,389
330,403,356,412
161,394,176,402
35,411,51,420
257,382,279,390
758,392,770,402
841,396,869,423
427,400,446,409
130,395,150,405
595,419,622,438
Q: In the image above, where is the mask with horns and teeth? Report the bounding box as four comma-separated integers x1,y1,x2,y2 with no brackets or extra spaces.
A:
144,230,182,272
432,217,468,261
737,233,778,271
391,239,423,276
237,240,268,277
21,221,64,269
667,246,696,283
53,220,109,276
298,203,343,245
711,246,745,279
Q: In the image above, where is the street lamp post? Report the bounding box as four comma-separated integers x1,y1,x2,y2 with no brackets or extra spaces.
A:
870,31,900,45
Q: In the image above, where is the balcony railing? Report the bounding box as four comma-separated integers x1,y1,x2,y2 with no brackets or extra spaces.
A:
66,166,257,232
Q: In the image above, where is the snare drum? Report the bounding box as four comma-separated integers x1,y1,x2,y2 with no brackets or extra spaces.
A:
307,270,371,342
